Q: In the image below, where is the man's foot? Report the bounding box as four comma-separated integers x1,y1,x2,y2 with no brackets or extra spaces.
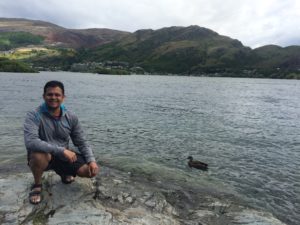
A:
29,184,42,205
61,175,75,184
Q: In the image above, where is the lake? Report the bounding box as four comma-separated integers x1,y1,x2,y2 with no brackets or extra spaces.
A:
0,71,299,224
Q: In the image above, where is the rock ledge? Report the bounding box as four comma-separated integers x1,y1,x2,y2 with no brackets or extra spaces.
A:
0,167,286,225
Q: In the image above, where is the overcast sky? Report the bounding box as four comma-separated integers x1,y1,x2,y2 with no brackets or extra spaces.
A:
0,0,299,48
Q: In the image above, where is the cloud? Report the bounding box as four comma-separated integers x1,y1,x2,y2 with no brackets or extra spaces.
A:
0,0,299,48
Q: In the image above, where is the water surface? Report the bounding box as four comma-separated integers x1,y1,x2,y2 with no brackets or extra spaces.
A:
0,72,299,224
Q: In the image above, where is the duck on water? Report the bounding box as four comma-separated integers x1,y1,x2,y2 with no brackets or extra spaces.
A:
187,156,208,171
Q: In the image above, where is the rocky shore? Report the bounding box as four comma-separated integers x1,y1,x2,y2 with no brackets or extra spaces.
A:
0,165,286,225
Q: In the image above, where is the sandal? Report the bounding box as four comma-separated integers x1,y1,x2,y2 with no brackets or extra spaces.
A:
61,175,75,184
29,184,42,205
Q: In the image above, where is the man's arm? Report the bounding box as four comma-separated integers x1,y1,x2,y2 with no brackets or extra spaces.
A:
69,114,96,163
24,111,65,157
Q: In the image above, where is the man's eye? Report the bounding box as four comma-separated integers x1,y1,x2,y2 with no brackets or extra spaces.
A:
47,93,62,97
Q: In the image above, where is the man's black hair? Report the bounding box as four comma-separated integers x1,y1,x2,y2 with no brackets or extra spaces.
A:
44,80,65,95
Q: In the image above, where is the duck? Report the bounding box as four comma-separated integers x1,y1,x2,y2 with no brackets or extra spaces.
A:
187,156,208,170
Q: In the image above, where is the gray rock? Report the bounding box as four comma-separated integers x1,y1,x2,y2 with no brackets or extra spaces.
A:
0,167,287,225
125,196,133,204
145,199,156,208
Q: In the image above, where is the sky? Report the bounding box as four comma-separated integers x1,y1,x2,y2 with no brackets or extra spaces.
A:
0,0,299,48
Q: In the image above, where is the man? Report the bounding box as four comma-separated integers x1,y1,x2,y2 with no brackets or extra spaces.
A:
24,80,99,204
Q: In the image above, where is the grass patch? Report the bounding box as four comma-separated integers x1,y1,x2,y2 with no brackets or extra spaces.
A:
0,47,61,60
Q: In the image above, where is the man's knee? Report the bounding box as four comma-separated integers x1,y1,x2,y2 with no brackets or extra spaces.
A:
29,152,51,168
77,164,93,178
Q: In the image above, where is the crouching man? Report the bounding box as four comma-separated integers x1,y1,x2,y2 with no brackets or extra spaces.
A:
24,80,99,204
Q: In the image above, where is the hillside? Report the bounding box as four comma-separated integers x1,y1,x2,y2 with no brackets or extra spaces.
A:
0,18,129,48
82,25,300,77
0,57,36,72
0,32,44,50
80,26,253,73
251,45,300,70
0,18,299,78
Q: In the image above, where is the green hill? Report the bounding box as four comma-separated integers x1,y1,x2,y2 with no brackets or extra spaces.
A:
0,18,299,78
77,26,299,78
0,57,36,72
0,32,44,50
81,26,252,74
251,45,300,69
0,18,129,48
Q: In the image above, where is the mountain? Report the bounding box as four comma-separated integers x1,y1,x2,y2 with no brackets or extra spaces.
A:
83,25,253,74
0,18,299,78
0,18,129,48
251,45,300,70
81,26,300,77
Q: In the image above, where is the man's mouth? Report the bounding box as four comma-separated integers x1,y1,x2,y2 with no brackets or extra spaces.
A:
48,101,59,105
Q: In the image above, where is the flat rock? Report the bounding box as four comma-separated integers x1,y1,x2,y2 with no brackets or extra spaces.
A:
0,167,287,225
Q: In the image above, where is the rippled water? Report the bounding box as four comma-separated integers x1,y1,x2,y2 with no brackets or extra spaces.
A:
0,72,299,224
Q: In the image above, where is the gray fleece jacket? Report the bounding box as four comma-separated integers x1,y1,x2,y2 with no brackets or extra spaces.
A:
24,103,95,163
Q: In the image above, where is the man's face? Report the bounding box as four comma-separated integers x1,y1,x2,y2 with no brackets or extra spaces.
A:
43,86,65,110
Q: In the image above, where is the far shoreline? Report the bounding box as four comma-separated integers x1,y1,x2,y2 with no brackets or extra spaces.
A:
1,70,300,80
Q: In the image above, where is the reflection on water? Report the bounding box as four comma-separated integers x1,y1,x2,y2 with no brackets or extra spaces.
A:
0,72,299,225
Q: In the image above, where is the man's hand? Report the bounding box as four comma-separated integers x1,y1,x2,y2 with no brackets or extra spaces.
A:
88,161,99,177
63,149,77,163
